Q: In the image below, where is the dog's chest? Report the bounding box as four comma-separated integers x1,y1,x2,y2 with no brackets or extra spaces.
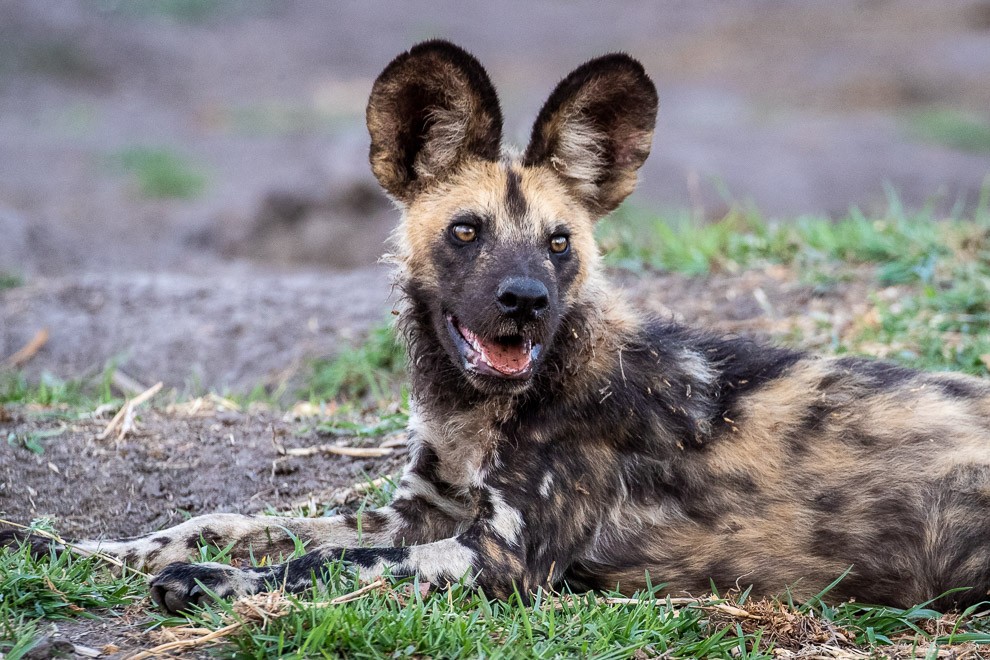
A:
413,408,499,489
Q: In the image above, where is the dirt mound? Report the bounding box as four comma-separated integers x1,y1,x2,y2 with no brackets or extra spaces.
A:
0,266,394,393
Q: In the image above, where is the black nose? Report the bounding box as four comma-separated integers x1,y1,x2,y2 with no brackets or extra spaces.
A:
496,277,549,320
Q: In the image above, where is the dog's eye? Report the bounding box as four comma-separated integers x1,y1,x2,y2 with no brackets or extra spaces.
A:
549,234,570,254
450,224,478,243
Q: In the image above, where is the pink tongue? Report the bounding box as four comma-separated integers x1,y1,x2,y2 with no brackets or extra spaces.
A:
478,338,531,374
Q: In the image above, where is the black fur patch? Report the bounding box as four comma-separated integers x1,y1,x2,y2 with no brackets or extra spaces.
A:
809,490,846,513
833,357,916,389
340,547,410,569
708,338,803,426
342,513,359,530
931,377,988,400
411,444,466,501
186,527,224,549
784,401,834,454
504,168,527,218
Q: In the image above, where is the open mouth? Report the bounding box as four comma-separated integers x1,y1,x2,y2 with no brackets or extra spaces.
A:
446,315,542,380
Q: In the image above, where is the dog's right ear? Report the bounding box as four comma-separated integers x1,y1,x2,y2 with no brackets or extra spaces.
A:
523,54,657,219
367,40,503,205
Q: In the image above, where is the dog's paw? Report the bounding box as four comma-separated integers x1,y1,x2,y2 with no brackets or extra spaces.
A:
149,562,266,613
0,528,63,559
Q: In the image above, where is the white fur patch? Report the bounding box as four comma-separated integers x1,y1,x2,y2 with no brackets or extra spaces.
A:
394,472,474,520
677,349,716,387
487,489,524,545
550,114,605,198
407,538,476,583
539,472,554,499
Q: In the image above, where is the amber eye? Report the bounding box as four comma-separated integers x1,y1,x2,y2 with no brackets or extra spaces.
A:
549,234,570,254
450,224,477,243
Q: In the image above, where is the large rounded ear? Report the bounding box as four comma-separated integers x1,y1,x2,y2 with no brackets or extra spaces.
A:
367,40,503,205
523,54,657,219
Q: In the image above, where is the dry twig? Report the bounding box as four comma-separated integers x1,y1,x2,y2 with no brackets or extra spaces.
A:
0,517,150,578
98,382,163,441
110,370,149,398
281,444,394,459
287,476,393,514
166,393,241,417
3,328,49,368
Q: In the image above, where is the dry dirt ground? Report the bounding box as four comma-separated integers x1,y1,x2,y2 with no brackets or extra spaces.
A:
0,405,409,539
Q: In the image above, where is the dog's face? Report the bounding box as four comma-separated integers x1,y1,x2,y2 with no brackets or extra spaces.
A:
367,41,657,394
400,161,592,393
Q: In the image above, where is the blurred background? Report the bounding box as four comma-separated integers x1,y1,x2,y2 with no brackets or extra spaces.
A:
1,0,990,391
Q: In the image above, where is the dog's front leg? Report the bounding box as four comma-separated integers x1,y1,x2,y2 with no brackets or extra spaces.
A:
148,500,530,613
147,538,477,612
0,448,472,573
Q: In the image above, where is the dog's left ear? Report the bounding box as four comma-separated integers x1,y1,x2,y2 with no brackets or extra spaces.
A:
367,40,503,205
523,54,657,219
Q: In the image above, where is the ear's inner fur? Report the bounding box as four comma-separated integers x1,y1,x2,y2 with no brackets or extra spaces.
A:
524,53,658,218
366,41,504,203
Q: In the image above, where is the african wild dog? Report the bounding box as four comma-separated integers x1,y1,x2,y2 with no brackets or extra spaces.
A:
4,40,990,614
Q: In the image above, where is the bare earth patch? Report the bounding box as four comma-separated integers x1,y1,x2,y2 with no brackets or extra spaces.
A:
0,404,406,539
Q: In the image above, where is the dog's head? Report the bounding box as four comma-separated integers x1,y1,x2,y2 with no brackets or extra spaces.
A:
368,41,657,394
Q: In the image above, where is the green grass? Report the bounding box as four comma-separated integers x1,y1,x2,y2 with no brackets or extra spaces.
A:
309,410,409,439
3,521,988,658
1,372,94,408
908,109,990,153
600,190,990,374
0,272,24,290
169,577,766,659
136,565,990,658
306,323,407,404
0,368,120,409
112,147,207,199
597,195,949,279
0,529,145,658
0,369,124,455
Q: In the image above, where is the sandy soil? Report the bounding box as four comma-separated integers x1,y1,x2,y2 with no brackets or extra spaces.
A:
0,265,394,393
